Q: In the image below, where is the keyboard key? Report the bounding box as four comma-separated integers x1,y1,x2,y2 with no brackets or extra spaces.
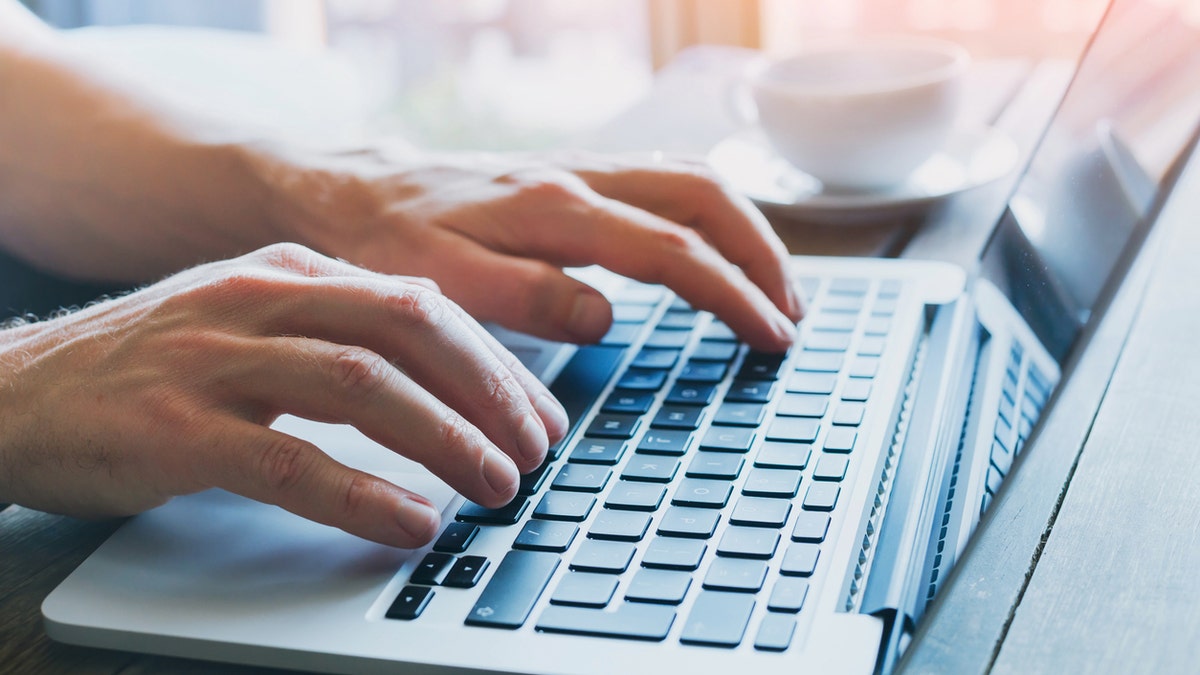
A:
680,592,756,647
631,347,680,370
864,316,891,336
780,543,820,576
858,336,886,357
742,468,802,498
766,417,821,443
465,550,559,629
850,356,880,378
717,526,781,559
645,329,690,349
386,585,434,621
712,402,767,427
410,552,455,586
754,441,811,469
658,309,699,330
456,497,529,525
686,452,745,480
570,540,636,574
833,402,866,426
586,414,641,439
443,555,490,588
813,454,850,481
805,332,851,352
724,379,776,403
787,371,838,395
551,464,612,493
738,352,787,380
665,382,717,406
605,482,666,511
730,496,792,528
550,344,626,438
678,361,728,383
601,323,640,347
809,313,858,332
621,454,681,483
871,298,897,316
651,406,705,430
702,321,737,341
829,278,870,296
699,426,756,453
601,391,655,415
641,536,707,570
822,294,864,313
615,285,665,305
755,613,797,651
568,439,627,465
513,520,578,552
626,568,693,605
517,460,554,495
588,510,652,542
878,279,903,297
790,512,831,542
433,522,479,554
794,351,844,373
776,393,829,418
841,379,872,402
703,558,768,592
692,340,739,362
671,478,733,508
823,428,858,453
537,603,675,642
637,429,694,455
611,303,654,323
551,572,618,607
802,483,841,512
768,577,810,613
534,492,596,521
657,506,720,539
615,368,669,391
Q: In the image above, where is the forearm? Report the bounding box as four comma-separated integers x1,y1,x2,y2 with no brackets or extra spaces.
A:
0,5,288,283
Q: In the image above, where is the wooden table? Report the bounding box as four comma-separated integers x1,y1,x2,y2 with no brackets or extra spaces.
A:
5,47,1199,675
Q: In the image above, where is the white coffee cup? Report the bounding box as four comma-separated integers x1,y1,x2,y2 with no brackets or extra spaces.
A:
744,36,969,191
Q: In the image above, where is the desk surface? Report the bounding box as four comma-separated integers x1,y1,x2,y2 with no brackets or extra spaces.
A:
4,50,1199,675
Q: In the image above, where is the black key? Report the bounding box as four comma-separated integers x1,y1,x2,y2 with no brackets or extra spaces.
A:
776,392,829,418
410,552,455,585
605,482,666,511
456,497,529,525
385,585,433,621
632,347,680,370
766,418,821,443
742,468,802,498
549,345,626,442
626,568,692,605
738,352,787,380
791,512,831,542
712,402,766,427
588,510,652,542
657,506,720,539
832,402,866,426
717,526,781,559
685,452,744,480
568,439,627,465
601,391,655,415
658,309,699,330
433,522,479,554
651,406,705,430
615,368,669,391
517,460,553,495
621,454,680,483
755,614,797,651
536,603,675,641
640,536,706,570
724,379,776,403
794,351,844,373
570,540,636,573
443,555,490,588
680,592,756,647
768,577,810,613
692,340,739,362
601,323,641,347
998,392,1016,425
466,550,560,629
644,329,690,349
513,520,578,552
823,427,858,453
551,572,618,607
703,558,767,592
813,454,849,481
802,483,841,512
986,464,1003,494
780,543,820,577
671,478,733,508
586,414,641,439
699,426,755,453
665,382,716,406
786,371,838,395
551,464,611,493
533,492,596,521
841,379,872,402
678,360,728,383
754,441,811,469
636,430,693,457
730,496,792,528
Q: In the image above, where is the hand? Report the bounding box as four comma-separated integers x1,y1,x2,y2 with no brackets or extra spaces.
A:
256,147,803,351
0,243,568,547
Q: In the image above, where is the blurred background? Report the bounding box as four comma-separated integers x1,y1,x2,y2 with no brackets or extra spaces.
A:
16,0,1133,150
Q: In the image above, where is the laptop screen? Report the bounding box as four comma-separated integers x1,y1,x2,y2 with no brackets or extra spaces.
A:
980,0,1200,362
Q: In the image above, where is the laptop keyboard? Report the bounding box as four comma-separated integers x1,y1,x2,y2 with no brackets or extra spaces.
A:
981,341,1051,515
386,275,908,651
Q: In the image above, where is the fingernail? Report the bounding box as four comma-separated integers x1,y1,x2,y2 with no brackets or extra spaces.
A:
535,393,570,444
482,447,519,498
517,413,549,465
773,309,798,345
397,495,439,543
566,291,611,343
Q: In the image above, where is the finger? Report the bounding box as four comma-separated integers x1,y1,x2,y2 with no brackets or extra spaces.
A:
199,419,442,547
225,337,524,506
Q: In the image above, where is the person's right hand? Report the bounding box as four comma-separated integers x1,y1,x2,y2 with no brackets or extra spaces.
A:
0,243,568,548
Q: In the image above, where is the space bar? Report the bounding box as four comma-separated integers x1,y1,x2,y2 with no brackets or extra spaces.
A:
536,604,676,641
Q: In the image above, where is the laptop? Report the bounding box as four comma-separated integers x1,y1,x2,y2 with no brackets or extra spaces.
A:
41,1,1200,672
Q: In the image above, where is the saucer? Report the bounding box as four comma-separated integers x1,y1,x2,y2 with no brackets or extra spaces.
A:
707,126,1019,222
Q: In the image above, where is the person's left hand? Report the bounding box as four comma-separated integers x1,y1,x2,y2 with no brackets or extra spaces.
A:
252,147,803,352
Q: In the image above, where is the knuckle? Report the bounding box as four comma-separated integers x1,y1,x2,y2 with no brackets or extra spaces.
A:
436,415,477,454
253,242,320,273
257,435,315,492
654,224,705,255
329,347,390,402
339,472,377,518
386,285,447,327
477,364,523,414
